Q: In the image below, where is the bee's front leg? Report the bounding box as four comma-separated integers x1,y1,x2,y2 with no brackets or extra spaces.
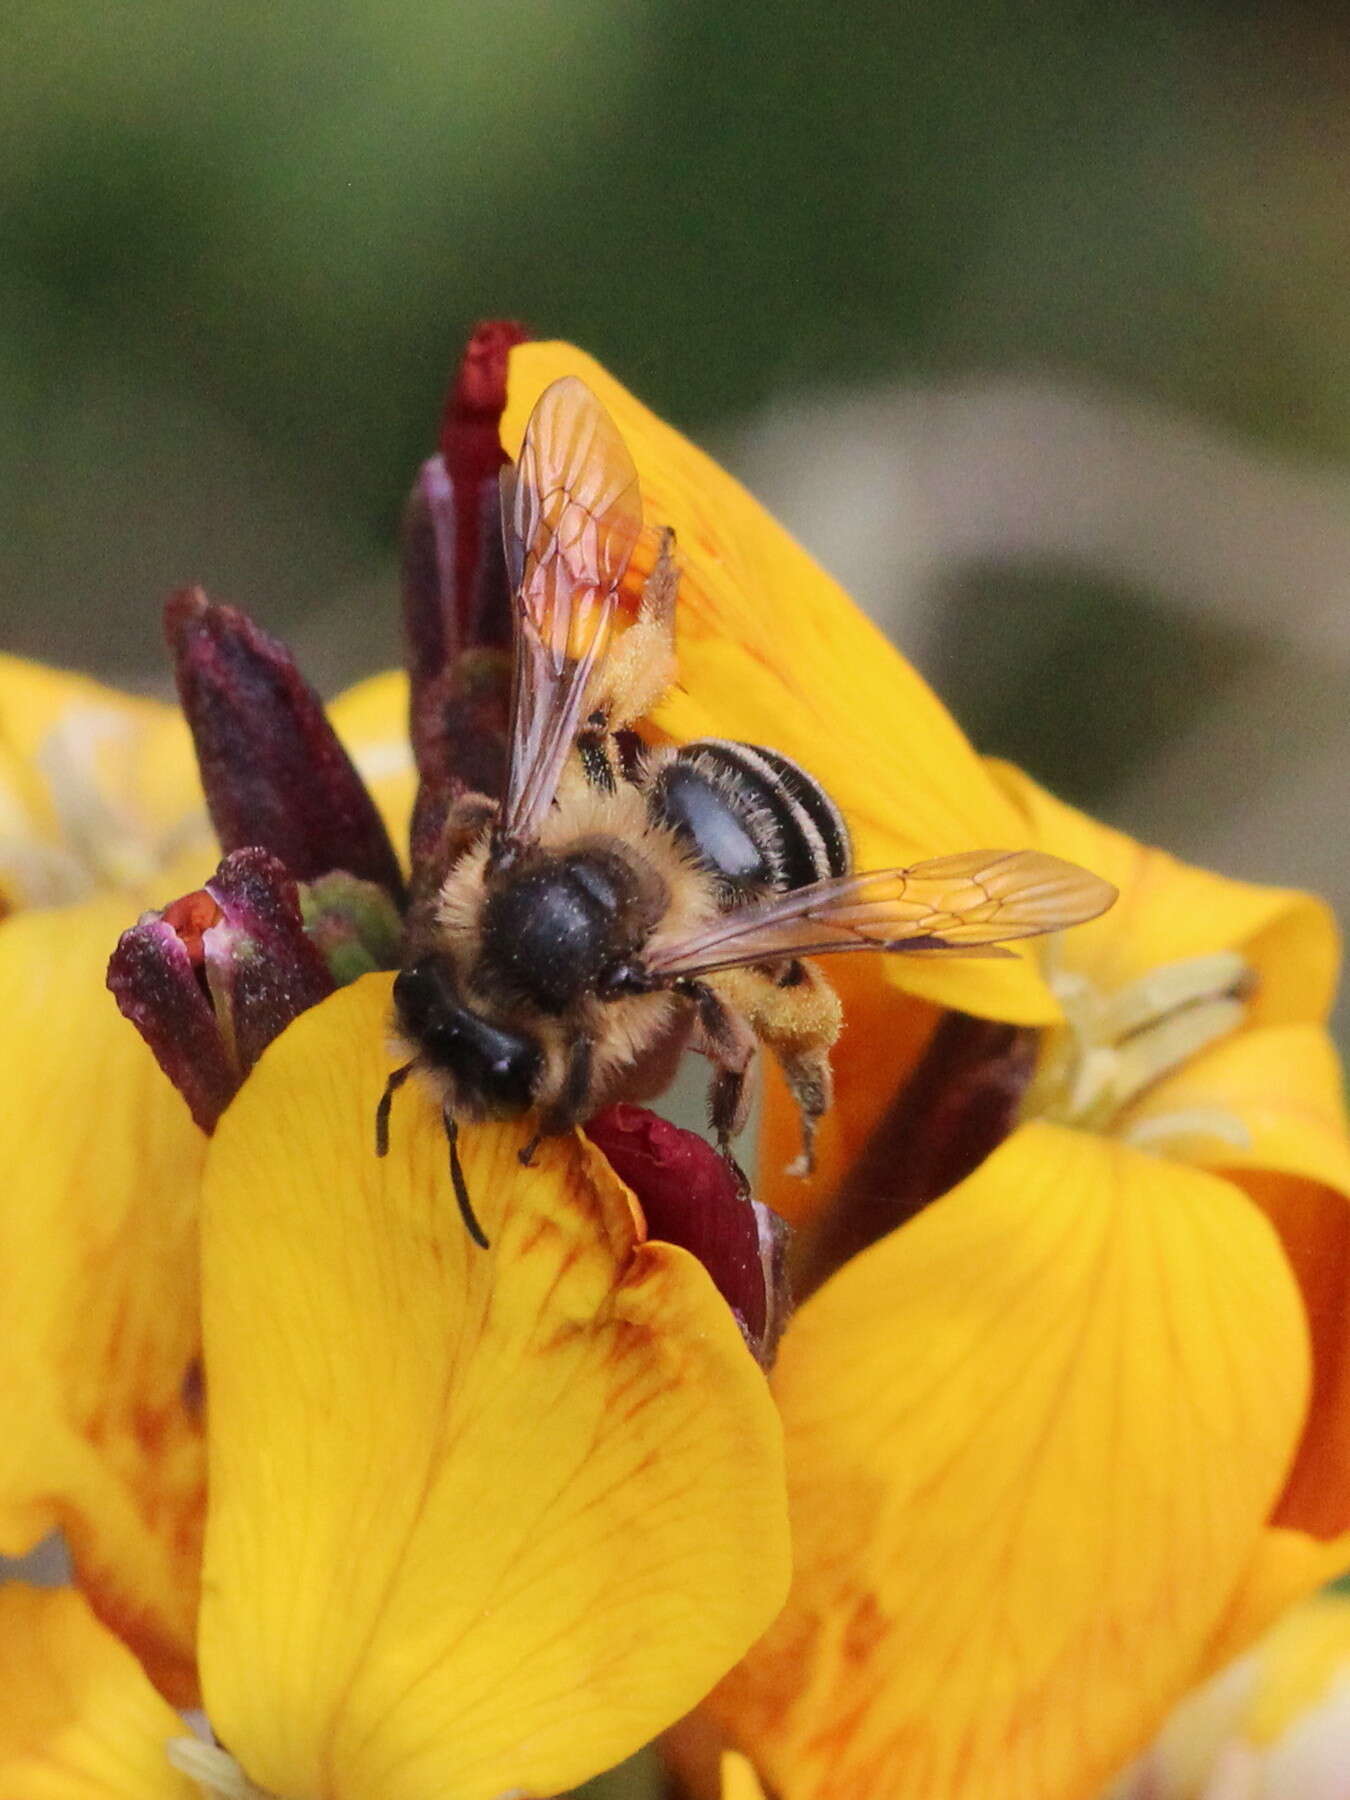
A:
519,1033,595,1165
676,977,758,1157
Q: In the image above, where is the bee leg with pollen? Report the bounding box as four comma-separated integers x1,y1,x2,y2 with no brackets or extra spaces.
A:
585,528,680,742
713,962,844,1177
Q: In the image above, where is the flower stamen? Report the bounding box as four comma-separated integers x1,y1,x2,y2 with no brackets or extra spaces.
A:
166,1737,276,1800
1024,947,1254,1151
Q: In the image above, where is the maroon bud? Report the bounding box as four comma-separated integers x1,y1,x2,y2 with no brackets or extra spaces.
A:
800,1012,1038,1297
402,321,527,867
587,1104,792,1368
166,587,406,905
108,848,335,1132
203,848,335,1074
107,907,237,1133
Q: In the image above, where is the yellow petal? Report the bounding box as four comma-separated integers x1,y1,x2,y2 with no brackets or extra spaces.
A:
990,759,1339,1027
326,670,415,871
198,975,790,1800
0,1586,192,1800
1126,1022,1350,1195
0,654,208,912
713,1121,1310,1800
0,898,206,1702
1202,1527,1350,1683
502,345,1064,1025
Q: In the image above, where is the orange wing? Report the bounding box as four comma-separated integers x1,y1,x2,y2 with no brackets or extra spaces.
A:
646,849,1117,978
496,377,642,851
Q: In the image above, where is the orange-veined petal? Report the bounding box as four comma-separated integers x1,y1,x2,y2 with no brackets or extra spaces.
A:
198,975,789,1800
0,897,206,1702
1152,1160,1350,1675
989,758,1338,1027
1134,1029,1350,1616
501,345,1065,1026
0,1585,192,1800
713,1121,1309,1800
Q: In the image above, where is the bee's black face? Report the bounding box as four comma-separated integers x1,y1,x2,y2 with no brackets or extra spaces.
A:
393,956,543,1116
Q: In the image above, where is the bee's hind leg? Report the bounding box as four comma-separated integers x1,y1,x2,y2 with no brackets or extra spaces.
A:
777,1044,833,1178
710,962,843,1179
590,528,680,735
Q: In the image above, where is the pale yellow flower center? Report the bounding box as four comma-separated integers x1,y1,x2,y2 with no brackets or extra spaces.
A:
167,1737,275,1800
1021,947,1254,1156
166,1736,535,1800
0,703,201,905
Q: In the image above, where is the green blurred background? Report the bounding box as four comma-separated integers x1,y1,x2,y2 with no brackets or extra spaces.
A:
6,0,1350,1026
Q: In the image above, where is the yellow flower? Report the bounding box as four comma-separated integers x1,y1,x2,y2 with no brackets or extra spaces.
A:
8,327,1326,1800
708,764,1350,1800
0,654,790,1797
0,329,867,1793
1108,1592,1350,1799
0,652,206,911
0,646,412,1703
0,978,788,1800
498,344,1070,1032
0,657,214,1700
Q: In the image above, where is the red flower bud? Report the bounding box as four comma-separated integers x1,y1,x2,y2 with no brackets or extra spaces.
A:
165,587,406,904
588,1104,792,1368
106,906,237,1134
402,322,527,876
108,848,335,1132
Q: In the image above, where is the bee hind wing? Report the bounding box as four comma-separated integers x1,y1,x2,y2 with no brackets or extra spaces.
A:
645,849,1117,979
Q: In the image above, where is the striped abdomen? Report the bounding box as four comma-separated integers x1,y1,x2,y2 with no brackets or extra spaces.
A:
646,738,851,903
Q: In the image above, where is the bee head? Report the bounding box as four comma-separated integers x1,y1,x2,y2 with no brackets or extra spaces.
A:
393,955,543,1117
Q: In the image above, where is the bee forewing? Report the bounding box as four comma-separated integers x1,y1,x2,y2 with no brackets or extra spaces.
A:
497,378,644,850
646,849,1117,977
509,376,642,667
892,849,1119,942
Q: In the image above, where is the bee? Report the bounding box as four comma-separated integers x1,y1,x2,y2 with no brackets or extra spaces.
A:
378,377,1116,1245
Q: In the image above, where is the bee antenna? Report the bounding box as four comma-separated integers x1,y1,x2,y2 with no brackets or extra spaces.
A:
375,1061,415,1158
442,1105,491,1250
